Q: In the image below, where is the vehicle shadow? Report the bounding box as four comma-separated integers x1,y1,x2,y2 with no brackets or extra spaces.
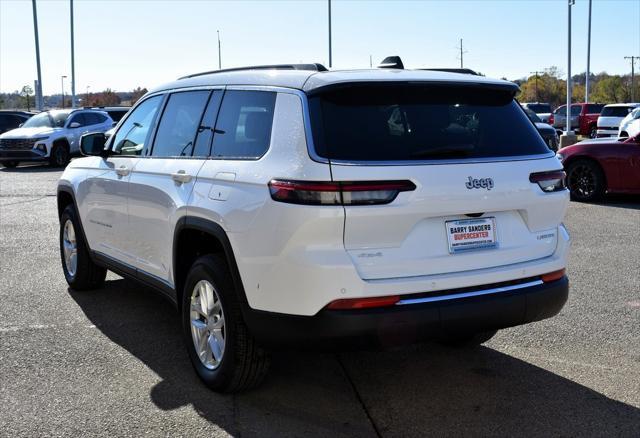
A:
575,194,640,210
69,278,640,437
0,163,63,173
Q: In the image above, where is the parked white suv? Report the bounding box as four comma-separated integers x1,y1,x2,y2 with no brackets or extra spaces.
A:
0,109,113,168
596,103,640,138
57,64,570,392
619,107,640,138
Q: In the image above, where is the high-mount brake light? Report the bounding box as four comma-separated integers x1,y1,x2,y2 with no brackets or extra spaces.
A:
268,179,416,206
529,170,566,192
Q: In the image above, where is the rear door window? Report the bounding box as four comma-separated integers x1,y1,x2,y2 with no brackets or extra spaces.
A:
309,84,549,161
151,91,210,157
210,90,276,159
586,104,604,114
570,105,582,116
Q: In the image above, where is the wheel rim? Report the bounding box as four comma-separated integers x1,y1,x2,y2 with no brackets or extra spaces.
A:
568,165,596,198
62,219,78,277
190,279,226,370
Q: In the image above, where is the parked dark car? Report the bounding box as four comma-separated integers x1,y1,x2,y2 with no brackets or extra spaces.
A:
0,110,35,134
556,133,640,201
524,108,559,151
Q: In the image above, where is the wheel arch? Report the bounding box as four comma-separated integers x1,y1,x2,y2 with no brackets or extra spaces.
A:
173,217,249,311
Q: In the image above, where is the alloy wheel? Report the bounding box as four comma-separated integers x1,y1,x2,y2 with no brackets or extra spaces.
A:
190,280,226,370
62,219,78,277
568,164,596,198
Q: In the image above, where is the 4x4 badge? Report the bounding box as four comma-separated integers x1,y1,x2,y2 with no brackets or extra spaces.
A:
466,176,494,190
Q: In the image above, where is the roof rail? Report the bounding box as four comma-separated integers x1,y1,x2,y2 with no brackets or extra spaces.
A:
178,63,328,80
421,68,479,76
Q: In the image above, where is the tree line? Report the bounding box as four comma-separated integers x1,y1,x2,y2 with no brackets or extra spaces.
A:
0,86,147,110
515,67,640,108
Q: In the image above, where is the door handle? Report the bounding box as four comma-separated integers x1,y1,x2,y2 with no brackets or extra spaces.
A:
115,165,130,177
171,170,193,184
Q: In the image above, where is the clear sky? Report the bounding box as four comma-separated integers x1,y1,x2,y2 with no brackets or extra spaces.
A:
1,0,639,95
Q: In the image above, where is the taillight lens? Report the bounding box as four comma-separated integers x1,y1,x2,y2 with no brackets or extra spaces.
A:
268,179,416,205
549,115,554,124
529,170,566,192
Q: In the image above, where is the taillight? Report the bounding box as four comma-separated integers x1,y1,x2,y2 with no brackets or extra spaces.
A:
268,179,416,206
541,268,566,283
326,295,400,310
529,170,566,192
549,114,555,125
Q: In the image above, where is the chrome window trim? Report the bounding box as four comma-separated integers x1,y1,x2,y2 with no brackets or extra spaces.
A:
395,279,544,305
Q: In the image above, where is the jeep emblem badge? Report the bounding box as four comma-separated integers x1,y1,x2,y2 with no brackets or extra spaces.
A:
466,176,494,190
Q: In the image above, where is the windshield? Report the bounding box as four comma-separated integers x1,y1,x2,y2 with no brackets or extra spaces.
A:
309,84,549,161
21,111,69,128
601,106,635,117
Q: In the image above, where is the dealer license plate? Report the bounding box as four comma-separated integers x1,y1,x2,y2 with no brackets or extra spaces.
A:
445,218,497,253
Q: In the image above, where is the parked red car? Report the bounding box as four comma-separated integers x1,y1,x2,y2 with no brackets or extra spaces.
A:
550,103,604,138
556,134,640,201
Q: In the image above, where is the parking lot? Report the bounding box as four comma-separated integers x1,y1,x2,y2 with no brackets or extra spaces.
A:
0,164,638,437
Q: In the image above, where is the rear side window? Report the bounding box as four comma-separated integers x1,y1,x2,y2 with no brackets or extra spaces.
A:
211,90,276,159
586,104,604,114
601,106,634,117
107,110,127,122
151,91,210,157
527,104,551,113
570,105,582,116
309,84,549,161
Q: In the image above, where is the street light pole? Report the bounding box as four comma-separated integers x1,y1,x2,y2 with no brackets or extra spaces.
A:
328,0,332,68
61,75,67,109
86,85,90,106
566,0,574,135
70,0,76,108
585,0,592,103
31,0,43,110
217,30,221,70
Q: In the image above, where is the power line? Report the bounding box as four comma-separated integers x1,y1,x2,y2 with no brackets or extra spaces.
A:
624,56,639,102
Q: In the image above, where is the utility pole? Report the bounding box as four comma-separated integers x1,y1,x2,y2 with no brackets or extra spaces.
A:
31,0,43,110
530,71,543,101
70,0,76,108
61,75,67,109
456,38,467,69
624,56,639,102
328,0,332,68
369,55,372,68
585,0,592,103
86,85,90,106
217,30,221,69
566,0,574,135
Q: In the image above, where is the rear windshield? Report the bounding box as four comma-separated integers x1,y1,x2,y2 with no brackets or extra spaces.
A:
309,84,549,161
600,106,634,117
527,104,551,113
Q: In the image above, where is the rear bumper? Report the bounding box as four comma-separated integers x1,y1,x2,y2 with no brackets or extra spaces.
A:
243,276,569,349
596,129,618,138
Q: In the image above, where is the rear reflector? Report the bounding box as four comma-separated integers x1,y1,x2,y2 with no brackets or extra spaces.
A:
541,268,566,283
326,295,400,310
268,179,416,205
529,170,566,192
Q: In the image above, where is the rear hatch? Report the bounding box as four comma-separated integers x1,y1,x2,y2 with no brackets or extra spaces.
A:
308,83,566,280
598,106,634,130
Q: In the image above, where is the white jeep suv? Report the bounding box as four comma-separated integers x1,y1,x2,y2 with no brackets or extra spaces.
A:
57,64,570,392
0,109,113,168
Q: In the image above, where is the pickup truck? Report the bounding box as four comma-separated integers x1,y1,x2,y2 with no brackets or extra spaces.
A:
550,103,604,138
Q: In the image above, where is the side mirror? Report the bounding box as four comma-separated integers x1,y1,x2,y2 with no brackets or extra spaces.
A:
80,133,108,157
69,122,81,129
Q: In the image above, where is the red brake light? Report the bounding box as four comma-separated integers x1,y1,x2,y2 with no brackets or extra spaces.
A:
268,179,416,205
541,268,566,283
326,295,400,310
529,170,566,192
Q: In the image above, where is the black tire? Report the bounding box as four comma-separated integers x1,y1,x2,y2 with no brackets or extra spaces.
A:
566,159,605,202
620,131,629,138
589,125,597,139
437,330,498,348
50,142,70,167
182,254,270,393
1,161,18,168
59,205,107,290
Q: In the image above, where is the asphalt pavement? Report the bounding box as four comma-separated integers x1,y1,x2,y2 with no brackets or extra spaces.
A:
1,163,638,437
